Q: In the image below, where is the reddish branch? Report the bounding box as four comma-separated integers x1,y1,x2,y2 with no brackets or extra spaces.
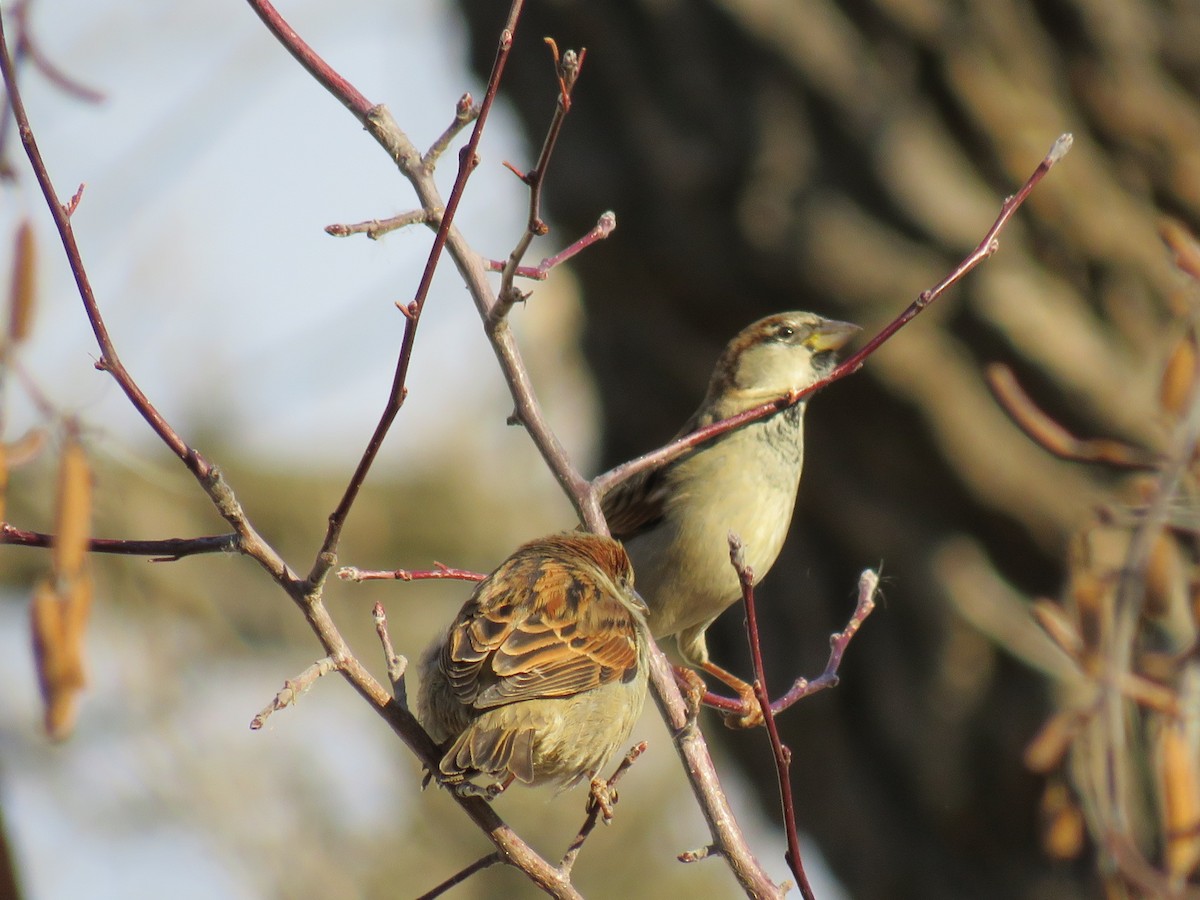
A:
484,211,617,280
0,26,207,478
285,0,522,591
728,535,809,899
592,134,1075,502
702,568,879,718
489,39,587,325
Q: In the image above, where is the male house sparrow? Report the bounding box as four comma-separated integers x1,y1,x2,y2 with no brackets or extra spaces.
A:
602,312,859,725
417,533,649,802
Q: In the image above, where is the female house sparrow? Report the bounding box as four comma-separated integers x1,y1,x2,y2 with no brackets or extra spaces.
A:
602,312,859,725
417,533,649,802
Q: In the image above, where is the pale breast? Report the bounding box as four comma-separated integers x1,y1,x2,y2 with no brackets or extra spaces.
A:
625,412,805,638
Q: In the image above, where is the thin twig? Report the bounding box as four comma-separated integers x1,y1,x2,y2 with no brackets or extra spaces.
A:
424,93,480,168
699,568,878,717
9,0,104,103
728,535,808,900
416,853,504,900
371,602,408,708
769,570,879,713
338,563,486,583
0,7,297,591
0,16,210,479
0,523,241,560
560,741,648,874
483,211,616,280
488,40,587,326
324,209,431,240
592,134,1075,502
249,656,338,730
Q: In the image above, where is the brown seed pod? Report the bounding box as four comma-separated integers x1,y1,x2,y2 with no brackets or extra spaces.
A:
7,220,36,344
30,575,90,740
51,433,92,581
1160,328,1199,419
1158,714,1200,881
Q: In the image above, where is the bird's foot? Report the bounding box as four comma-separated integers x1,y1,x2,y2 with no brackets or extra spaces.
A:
587,776,618,823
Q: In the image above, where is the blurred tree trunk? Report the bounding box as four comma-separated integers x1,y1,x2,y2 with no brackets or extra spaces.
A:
454,1,1200,896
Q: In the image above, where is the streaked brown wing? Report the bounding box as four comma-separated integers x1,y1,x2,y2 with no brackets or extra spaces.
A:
441,545,640,710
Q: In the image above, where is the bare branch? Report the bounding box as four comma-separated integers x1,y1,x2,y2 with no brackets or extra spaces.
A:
416,853,504,900
424,92,480,168
249,656,338,730
324,209,432,240
560,741,648,874
371,602,409,708
728,535,808,900
338,562,485,583
489,41,588,326
769,570,879,713
483,211,617,280
0,523,240,561
296,0,526,591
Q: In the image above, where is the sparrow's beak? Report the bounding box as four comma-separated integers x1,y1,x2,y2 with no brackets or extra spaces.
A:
806,319,861,353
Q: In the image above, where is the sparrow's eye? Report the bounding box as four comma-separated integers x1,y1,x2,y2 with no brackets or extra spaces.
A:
773,325,796,341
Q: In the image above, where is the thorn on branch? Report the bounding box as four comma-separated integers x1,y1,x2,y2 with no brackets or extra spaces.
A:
63,183,85,217
502,159,530,182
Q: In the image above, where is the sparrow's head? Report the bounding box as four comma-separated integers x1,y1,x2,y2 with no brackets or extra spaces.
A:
706,311,860,406
519,532,647,618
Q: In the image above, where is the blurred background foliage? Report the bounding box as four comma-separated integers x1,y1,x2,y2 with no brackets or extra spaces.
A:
4,0,1200,898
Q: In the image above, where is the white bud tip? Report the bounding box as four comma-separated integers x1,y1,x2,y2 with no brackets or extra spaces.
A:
1048,133,1073,163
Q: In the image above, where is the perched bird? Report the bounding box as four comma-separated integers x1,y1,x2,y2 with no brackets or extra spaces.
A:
417,532,649,804
602,311,859,726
